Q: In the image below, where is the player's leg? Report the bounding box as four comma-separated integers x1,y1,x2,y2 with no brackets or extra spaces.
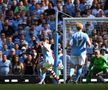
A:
70,56,77,77
38,68,46,84
89,68,105,83
69,67,75,79
86,67,100,83
68,56,77,83
96,68,108,76
38,60,48,84
74,55,86,83
43,57,59,82
42,62,59,82
74,64,83,83
68,64,76,83
96,69,108,83
48,68,59,81
82,57,90,76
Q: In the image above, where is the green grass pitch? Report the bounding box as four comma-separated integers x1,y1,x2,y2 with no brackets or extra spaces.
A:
0,84,108,90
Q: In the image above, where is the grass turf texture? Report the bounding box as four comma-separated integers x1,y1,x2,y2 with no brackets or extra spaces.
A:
0,84,108,90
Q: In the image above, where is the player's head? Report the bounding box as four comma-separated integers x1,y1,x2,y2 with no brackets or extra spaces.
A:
43,37,49,43
76,22,83,31
94,49,100,58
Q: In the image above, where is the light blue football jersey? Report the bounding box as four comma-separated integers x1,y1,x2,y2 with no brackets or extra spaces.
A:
71,31,90,56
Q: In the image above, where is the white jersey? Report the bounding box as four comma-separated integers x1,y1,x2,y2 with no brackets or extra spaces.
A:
41,42,54,65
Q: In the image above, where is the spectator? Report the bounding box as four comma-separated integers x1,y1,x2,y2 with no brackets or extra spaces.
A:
48,14,56,31
5,4,12,18
8,48,16,66
0,0,7,14
14,43,22,56
41,0,48,11
14,1,27,14
0,33,6,49
0,54,11,76
19,34,28,49
40,22,52,38
35,3,44,17
11,0,18,12
83,22,94,36
29,0,37,15
86,10,95,18
0,50,2,61
2,43,10,56
1,19,15,37
37,13,45,25
7,36,14,50
91,3,103,16
12,55,24,75
54,0,63,11
103,39,108,51
21,11,28,21
44,1,55,16
22,0,30,12
85,0,94,8
24,54,34,75
104,0,108,16
19,52,27,64
100,47,108,64
65,0,75,16
0,13,3,32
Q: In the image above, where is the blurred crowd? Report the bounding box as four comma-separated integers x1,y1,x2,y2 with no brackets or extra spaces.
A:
0,0,108,80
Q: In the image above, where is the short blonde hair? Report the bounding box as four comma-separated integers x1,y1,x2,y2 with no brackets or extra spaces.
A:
76,22,83,30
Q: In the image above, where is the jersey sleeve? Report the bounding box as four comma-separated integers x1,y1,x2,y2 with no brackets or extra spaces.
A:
85,33,90,43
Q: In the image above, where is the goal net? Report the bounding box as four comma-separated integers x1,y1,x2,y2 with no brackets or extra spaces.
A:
62,18,108,83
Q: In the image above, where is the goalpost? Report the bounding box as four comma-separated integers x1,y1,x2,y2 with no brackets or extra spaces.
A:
63,18,108,83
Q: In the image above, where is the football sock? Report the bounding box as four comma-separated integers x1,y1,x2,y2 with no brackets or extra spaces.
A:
39,69,46,83
48,68,59,81
75,67,82,82
69,68,75,77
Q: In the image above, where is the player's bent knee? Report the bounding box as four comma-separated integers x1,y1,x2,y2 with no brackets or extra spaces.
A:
105,69,108,73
